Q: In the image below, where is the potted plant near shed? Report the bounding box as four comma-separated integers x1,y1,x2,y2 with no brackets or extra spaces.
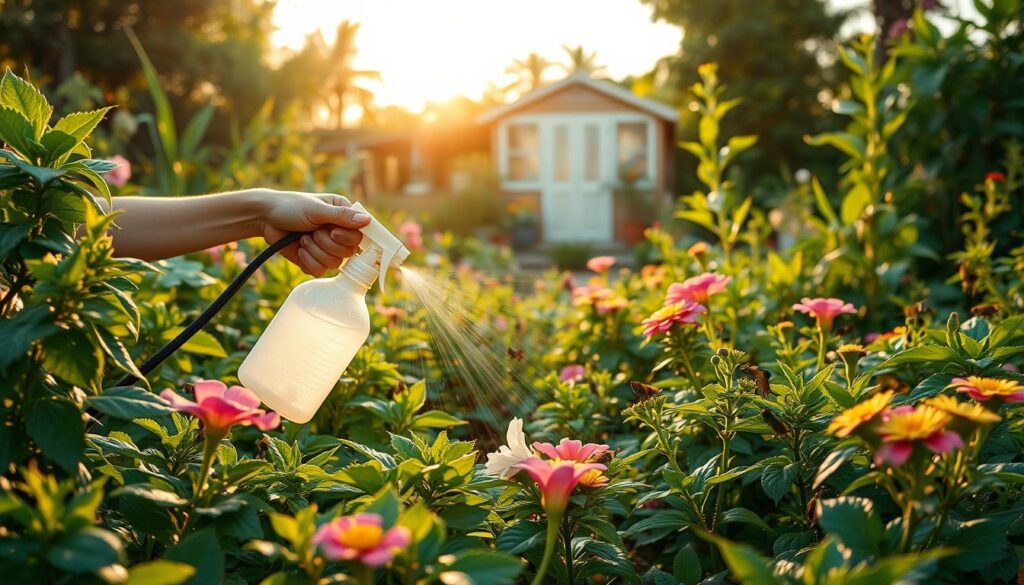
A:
618,171,654,245
506,202,539,250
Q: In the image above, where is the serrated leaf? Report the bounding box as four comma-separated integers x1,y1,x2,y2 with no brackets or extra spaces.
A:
87,386,173,419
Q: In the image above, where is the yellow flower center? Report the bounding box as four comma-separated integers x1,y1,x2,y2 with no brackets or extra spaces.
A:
828,391,893,438
879,406,950,441
338,524,384,550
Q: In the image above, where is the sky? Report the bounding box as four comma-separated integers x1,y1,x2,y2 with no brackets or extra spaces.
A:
270,0,977,113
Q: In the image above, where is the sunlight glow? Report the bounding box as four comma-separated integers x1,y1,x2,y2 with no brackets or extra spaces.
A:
271,0,683,112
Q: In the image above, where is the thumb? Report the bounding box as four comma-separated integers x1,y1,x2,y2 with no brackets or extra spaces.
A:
306,196,371,229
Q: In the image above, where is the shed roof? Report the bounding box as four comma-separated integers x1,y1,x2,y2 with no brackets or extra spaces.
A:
477,72,679,124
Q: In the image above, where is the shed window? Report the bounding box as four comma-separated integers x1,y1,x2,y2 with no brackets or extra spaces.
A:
507,123,539,181
617,122,649,181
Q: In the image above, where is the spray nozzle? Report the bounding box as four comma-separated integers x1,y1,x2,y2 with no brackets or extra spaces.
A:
350,202,410,290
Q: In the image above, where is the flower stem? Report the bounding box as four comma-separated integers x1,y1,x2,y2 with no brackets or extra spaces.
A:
531,514,562,585
815,326,827,370
562,520,575,585
355,564,375,585
193,435,222,503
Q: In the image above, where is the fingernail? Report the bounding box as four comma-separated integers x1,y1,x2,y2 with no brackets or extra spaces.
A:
352,212,370,223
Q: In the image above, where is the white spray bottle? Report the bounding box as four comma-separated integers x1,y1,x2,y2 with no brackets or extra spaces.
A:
238,203,410,423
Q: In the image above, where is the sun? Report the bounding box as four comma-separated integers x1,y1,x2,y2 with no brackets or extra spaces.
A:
270,0,682,113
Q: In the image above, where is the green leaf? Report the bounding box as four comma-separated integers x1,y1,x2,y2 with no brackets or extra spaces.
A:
762,462,800,504
45,528,123,573
719,507,771,531
642,568,677,585
39,130,78,164
412,410,467,429
87,386,174,419
53,107,112,142
673,544,702,585
162,328,227,358
440,550,523,585
26,397,85,473
180,103,214,160
125,27,179,189
805,131,865,159
622,510,691,538
814,445,859,489
878,345,956,369
816,497,883,556
700,532,781,585
363,488,401,528
811,176,838,225
111,484,188,507
0,304,56,369
0,106,41,158
840,184,872,225
42,328,103,389
0,68,52,137
496,521,545,554
164,529,223,585
124,560,196,585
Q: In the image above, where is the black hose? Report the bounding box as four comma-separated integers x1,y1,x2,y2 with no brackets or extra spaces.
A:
117,232,304,387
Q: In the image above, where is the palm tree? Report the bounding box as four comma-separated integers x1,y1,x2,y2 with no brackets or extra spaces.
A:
505,52,552,94
326,21,381,129
561,45,605,77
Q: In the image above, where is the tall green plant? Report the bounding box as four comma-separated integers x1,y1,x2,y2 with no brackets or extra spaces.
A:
126,27,215,195
806,35,930,316
676,63,758,272
0,69,154,473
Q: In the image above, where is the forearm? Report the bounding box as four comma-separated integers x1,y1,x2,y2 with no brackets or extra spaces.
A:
105,190,267,260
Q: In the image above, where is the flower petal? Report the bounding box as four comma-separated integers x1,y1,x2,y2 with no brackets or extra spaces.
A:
924,431,964,454
874,441,913,467
222,385,261,410
532,442,561,460
192,380,228,403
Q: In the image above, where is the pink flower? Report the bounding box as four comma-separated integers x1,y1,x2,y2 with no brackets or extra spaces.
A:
948,376,1024,404
533,438,609,463
160,380,279,438
105,155,132,188
792,297,857,330
513,457,606,515
641,301,706,337
572,285,613,307
596,295,628,315
559,365,585,383
586,256,616,274
665,273,731,306
887,18,910,39
398,221,423,251
312,513,410,567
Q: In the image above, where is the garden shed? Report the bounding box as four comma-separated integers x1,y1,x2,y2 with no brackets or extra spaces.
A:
478,73,678,245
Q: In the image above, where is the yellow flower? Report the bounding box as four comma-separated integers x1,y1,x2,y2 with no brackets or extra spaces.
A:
577,469,610,488
827,391,893,438
837,343,865,355
878,405,951,441
926,394,1001,425
687,241,709,258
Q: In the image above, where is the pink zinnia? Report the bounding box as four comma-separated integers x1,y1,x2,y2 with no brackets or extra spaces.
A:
513,457,606,515
533,438,609,463
948,376,1024,404
586,256,616,274
596,295,628,315
641,301,706,337
160,380,279,438
559,365,586,383
398,221,423,251
105,155,132,187
873,405,963,467
792,297,857,330
665,273,731,306
312,513,410,567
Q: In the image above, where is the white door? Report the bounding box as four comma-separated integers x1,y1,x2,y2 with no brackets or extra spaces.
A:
542,119,613,242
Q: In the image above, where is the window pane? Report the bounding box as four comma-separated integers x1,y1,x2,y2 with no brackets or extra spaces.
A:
554,125,570,182
508,123,539,150
617,122,649,181
509,154,538,181
584,124,600,181
507,123,539,181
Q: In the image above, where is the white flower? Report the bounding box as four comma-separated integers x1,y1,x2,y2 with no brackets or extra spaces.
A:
484,417,533,479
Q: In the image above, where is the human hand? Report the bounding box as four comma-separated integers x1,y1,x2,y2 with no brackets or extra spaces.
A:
255,189,370,277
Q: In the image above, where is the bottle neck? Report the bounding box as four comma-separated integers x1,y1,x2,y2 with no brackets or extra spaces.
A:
337,248,380,292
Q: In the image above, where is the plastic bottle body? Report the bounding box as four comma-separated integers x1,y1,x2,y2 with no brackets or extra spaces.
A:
238,275,370,423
